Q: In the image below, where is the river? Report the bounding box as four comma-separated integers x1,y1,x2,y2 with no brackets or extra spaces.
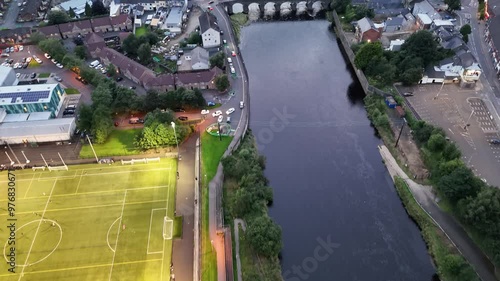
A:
240,20,436,280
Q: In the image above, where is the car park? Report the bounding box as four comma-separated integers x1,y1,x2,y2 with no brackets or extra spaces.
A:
226,108,235,115
201,109,210,115
217,115,224,123
178,116,188,121
240,101,244,109
212,110,222,117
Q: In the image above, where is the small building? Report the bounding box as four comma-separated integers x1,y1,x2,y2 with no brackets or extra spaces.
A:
0,66,18,86
36,25,62,39
91,16,113,33
85,33,106,58
17,1,43,22
175,67,222,90
412,0,441,21
110,14,133,31
387,39,405,51
164,7,183,33
59,19,93,38
355,17,381,43
134,5,144,16
384,17,405,32
178,46,209,71
199,12,220,48
0,83,65,117
416,14,432,30
0,117,76,144
58,0,91,18
432,19,454,29
143,74,176,92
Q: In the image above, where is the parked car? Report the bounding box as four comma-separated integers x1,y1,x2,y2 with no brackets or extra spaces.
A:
201,109,210,115
240,101,244,109
212,110,222,117
230,67,235,74
116,77,123,82
403,92,414,97
227,57,232,63
63,109,75,115
54,76,62,82
26,57,31,63
208,0,214,3
231,51,236,57
44,53,51,59
490,139,500,144
22,62,28,68
207,6,213,10
51,58,56,64
226,116,231,123
1,53,9,57
9,47,14,53
18,45,23,51
207,101,216,106
217,115,224,123
178,116,188,121
76,76,88,84
56,63,63,69
30,72,36,79
35,58,42,64
174,108,185,112
129,86,136,89
226,108,235,115
16,73,20,78
223,39,227,45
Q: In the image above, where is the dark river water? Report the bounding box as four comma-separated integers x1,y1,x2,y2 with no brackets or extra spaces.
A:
240,20,436,281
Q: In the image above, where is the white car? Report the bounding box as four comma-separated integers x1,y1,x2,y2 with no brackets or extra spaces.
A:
35,58,42,64
101,68,107,74
239,101,244,109
13,63,19,68
201,109,210,115
44,53,51,59
18,45,23,51
217,115,224,123
51,58,56,64
212,110,222,117
26,57,31,63
226,108,235,115
227,57,232,63
54,76,62,82
16,73,20,78
56,63,63,69
230,67,235,74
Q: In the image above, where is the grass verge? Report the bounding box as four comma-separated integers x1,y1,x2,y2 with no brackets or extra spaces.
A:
65,88,80,95
135,26,147,36
394,177,479,281
173,216,183,238
38,72,50,78
79,129,142,158
230,14,249,43
201,132,233,281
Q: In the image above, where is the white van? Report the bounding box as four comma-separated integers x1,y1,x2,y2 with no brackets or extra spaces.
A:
230,67,235,74
226,116,231,123
89,60,100,68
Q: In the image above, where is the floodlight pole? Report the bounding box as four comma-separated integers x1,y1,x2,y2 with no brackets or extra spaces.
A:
58,152,66,167
21,151,30,164
86,135,99,163
5,142,21,165
464,109,475,130
171,122,180,159
40,154,49,167
4,152,14,166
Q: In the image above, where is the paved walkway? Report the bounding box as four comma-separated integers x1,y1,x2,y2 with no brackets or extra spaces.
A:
378,145,498,281
234,219,246,281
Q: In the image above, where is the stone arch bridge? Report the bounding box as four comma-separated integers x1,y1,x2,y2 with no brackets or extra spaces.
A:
221,0,327,19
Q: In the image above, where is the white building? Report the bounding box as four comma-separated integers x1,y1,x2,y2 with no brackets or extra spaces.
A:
387,39,405,51
199,12,220,48
178,46,209,71
0,117,76,144
56,0,92,18
163,7,183,33
0,66,18,86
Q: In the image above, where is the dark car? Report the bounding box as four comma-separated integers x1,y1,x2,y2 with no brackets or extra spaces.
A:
63,110,75,116
22,62,28,69
174,108,186,112
129,86,136,89
76,76,88,84
30,72,36,79
116,77,123,82
207,101,216,106
403,92,414,97
138,118,145,124
490,139,500,144
178,116,188,121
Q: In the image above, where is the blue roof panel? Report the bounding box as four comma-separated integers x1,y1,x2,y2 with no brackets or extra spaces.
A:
0,91,51,104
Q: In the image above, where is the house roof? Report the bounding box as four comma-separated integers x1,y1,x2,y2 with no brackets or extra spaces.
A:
91,16,112,27
0,27,31,39
0,118,75,140
110,14,131,26
417,13,432,24
18,0,41,18
441,36,464,50
199,12,219,33
85,33,106,53
98,47,155,82
412,0,441,20
386,17,404,26
59,0,91,10
357,17,378,34
454,51,477,68
166,7,183,24
37,25,61,36
136,5,144,11
144,75,175,88
176,67,222,84
189,47,209,66
433,19,454,26
58,19,92,33
425,65,445,78
120,0,154,3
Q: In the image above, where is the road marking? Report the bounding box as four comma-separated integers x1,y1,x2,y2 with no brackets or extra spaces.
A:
108,190,127,281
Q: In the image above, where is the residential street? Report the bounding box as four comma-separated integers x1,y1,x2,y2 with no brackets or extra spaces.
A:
379,145,498,281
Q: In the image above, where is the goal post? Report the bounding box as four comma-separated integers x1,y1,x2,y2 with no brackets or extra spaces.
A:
163,216,173,240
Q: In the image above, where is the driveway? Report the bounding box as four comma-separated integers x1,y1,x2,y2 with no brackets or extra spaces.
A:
397,83,500,187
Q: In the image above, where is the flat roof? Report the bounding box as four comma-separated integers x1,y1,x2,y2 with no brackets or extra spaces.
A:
59,0,91,10
0,118,75,138
433,19,454,26
2,112,51,122
0,84,59,106
166,7,183,24
418,13,432,24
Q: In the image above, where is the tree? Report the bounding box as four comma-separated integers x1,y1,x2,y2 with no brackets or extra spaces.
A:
354,42,383,71
47,10,70,25
122,34,139,57
29,32,45,44
442,142,461,161
112,87,136,113
437,166,482,203
62,54,82,69
460,24,472,43
365,56,396,86
80,66,97,85
209,52,225,69
460,188,500,237
214,74,230,92
84,2,92,17
68,7,76,18
38,39,67,62
91,106,113,144
186,32,202,45
143,90,161,112
91,84,113,109
331,0,350,13
440,254,477,281
445,0,461,11
107,64,117,78
246,216,282,257
91,0,108,16
74,45,87,60
77,104,93,131
139,32,160,46
143,109,175,127
73,36,84,46
427,133,447,152
401,31,443,66
138,43,152,64
400,67,423,85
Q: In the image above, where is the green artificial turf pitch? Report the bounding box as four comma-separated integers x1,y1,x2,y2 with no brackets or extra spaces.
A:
0,160,177,281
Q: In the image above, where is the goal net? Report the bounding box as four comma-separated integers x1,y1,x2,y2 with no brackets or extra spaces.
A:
163,216,173,240
48,165,68,171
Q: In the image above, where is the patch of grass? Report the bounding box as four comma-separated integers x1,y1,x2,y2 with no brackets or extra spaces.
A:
28,60,41,68
394,177,479,281
230,14,249,43
173,216,183,238
205,103,222,110
135,26,147,37
79,129,142,158
201,132,233,281
38,72,50,78
0,161,176,280
64,88,80,95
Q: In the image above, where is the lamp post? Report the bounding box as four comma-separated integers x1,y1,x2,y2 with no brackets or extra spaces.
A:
171,122,180,159
464,109,475,130
395,118,408,148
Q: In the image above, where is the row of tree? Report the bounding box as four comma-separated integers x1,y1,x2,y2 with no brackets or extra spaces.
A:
222,133,283,266
354,31,453,87
122,31,162,64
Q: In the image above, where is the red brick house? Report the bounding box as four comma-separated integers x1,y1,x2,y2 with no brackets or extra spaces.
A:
59,19,93,39
355,17,382,43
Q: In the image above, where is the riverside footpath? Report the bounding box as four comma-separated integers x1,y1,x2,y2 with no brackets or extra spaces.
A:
378,145,498,281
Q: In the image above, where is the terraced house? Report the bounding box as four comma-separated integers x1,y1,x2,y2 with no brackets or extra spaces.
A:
59,19,93,38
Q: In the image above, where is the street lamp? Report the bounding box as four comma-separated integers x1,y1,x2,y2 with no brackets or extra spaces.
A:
464,109,475,130
171,122,180,159
395,118,408,148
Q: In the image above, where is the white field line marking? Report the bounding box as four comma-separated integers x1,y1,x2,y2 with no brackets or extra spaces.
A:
0,199,166,216
108,190,127,281
147,208,167,255
160,171,172,281
17,179,57,281
107,217,121,253
18,185,169,200
75,169,84,194
23,173,37,199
